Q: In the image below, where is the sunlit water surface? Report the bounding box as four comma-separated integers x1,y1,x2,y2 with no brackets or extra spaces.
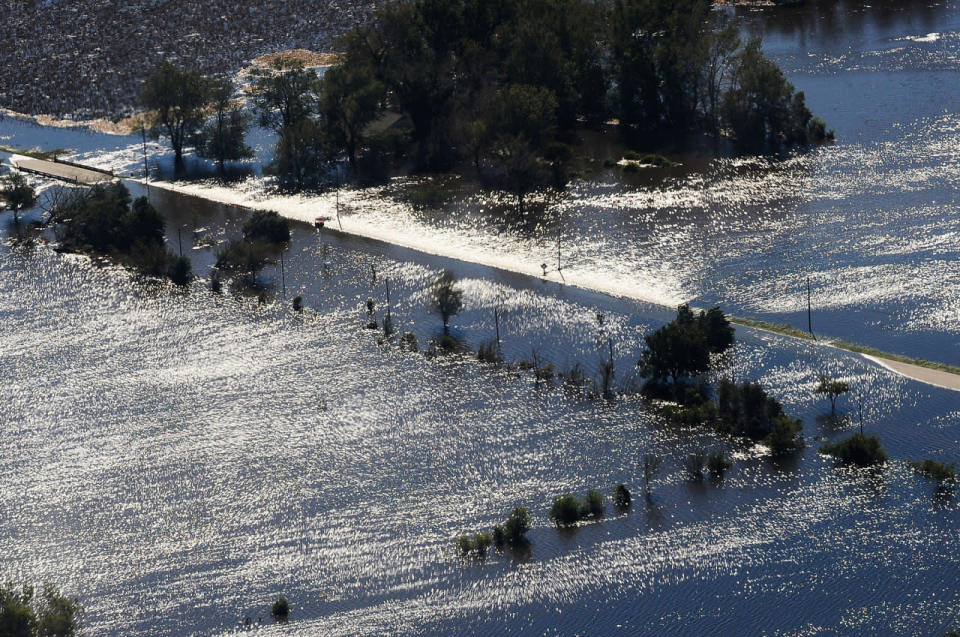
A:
2,198,960,634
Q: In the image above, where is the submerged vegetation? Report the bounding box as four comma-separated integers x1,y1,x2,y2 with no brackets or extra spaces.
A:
52,182,192,285
137,0,830,195
820,433,887,467
0,583,81,637
909,459,956,484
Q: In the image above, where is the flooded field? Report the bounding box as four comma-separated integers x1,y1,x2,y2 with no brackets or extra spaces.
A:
2,192,960,635
2,0,960,634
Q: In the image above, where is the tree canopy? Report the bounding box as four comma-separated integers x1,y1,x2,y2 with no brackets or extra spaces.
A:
0,172,37,223
140,61,210,172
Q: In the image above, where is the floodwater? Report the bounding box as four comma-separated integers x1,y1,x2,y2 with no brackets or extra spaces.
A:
2,0,960,634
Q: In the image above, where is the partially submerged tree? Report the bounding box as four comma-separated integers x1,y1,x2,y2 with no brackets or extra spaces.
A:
0,583,81,637
321,64,386,172
215,239,272,284
430,270,463,334
197,77,253,175
251,57,327,191
638,304,734,399
815,376,850,416
0,171,37,224
140,60,210,173
242,210,290,245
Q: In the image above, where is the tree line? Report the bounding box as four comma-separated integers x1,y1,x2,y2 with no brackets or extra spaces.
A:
140,0,831,195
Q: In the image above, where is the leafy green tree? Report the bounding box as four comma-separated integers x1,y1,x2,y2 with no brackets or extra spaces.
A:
140,61,210,173
321,64,385,171
0,172,37,224
723,38,810,153
251,58,327,190
815,376,850,415
0,583,81,637
198,78,252,175
430,270,463,334
820,433,887,467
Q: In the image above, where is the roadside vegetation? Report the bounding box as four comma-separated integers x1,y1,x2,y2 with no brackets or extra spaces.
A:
51,182,192,285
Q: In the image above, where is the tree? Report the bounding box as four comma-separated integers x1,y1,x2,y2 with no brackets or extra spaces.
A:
815,376,850,416
820,433,887,467
724,38,809,153
0,172,37,224
242,210,290,245
321,64,385,171
198,78,253,175
639,304,735,396
0,583,81,637
251,58,327,190
140,61,210,174
430,270,463,334
215,239,272,284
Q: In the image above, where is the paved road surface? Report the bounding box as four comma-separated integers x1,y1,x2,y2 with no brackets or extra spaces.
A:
10,154,113,184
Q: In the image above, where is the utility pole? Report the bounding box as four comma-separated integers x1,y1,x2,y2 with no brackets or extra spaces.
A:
280,250,286,297
858,394,864,435
807,276,813,336
177,227,182,257
384,277,392,317
335,164,343,231
140,121,150,202
494,302,501,354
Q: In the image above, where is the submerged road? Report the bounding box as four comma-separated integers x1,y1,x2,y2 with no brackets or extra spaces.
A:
141,176,960,394
9,154,114,185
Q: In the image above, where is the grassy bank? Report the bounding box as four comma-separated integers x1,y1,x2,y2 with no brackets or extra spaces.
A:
0,144,73,160
731,316,960,377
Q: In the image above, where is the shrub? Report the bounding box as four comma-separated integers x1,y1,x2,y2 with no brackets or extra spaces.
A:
501,507,531,545
477,340,502,364
550,494,581,527
707,451,732,478
766,416,805,454
715,379,804,452
910,459,956,484
456,532,492,559
534,362,555,382
215,239,272,282
820,433,887,467
243,210,290,244
613,484,631,509
580,489,605,518
292,295,303,312
167,254,193,286
456,534,473,556
492,525,505,547
400,332,418,352
474,532,492,554
0,583,81,637
271,596,290,622
685,451,706,479
210,271,223,293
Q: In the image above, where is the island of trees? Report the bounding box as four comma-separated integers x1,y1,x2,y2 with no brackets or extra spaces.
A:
140,0,832,196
